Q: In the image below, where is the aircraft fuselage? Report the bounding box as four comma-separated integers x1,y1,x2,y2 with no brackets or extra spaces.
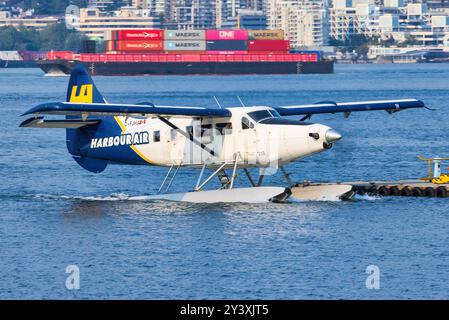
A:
76,106,340,169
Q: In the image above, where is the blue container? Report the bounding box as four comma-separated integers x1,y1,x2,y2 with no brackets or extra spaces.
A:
206,40,248,51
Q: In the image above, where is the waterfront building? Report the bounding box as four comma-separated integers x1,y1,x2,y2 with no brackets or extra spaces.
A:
329,0,449,46
329,0,382,41
132,0,167,16
168,0,216,29
0,11,59,29
220,9,267,29
74,7,161,39
88,0,129,11
268,0,328,48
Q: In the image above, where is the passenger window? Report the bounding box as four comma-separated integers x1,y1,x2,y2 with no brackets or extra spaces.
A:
153,130,160,142
195,124,213,137
241,117,254,130
216,122,232,135
201,124,212,137
170,129,177,141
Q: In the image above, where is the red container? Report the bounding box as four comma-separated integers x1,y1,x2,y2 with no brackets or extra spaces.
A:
47,51,74,60
247,40,290,52
115,41,164,51
206,30,248,40
106,40,114,52
112,29,164,41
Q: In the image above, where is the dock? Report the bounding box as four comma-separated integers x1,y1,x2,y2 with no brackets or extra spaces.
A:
302,156,449,198
312,180,449,198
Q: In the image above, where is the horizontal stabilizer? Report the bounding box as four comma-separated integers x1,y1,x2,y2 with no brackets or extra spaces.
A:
20,117,101,128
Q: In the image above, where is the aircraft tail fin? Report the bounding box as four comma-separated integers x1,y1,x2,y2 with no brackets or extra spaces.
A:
66,64,108,173
66,64,106,103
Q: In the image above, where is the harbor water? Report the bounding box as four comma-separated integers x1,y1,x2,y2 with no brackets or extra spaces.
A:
1,64,449,299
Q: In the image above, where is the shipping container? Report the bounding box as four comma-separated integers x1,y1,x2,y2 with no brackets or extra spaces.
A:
206,40,247,51
164,40,206,51
109,29,164,41
247,40,290,51
106,40,114,52
248,30,284,40
111,40,164,51
164,30,205,40
206,30,248,40
47,51,74,60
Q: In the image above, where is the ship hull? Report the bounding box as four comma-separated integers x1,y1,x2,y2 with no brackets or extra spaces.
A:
37,59,333,76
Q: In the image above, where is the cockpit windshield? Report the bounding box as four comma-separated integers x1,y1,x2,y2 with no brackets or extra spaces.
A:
247,109,280,122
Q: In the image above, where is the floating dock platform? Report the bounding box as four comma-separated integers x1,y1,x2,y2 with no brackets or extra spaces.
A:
301,180,449,198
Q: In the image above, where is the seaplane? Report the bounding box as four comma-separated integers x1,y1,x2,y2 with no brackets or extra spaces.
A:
20,64,425,203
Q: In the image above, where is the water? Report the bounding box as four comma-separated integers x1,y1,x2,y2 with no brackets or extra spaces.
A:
1,64,449,299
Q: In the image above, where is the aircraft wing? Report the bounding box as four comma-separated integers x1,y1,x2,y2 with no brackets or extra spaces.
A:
274,99,425,117
22,102,232,118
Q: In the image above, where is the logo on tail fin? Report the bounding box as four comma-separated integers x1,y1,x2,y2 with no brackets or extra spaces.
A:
70,84,93,103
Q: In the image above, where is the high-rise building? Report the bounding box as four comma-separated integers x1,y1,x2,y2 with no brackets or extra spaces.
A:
194,0,217,28
169,0,216,29
76,7,161,39
246,0,266,12
132,0,167,16
89,0,128,11
268,0,328,47
216,0,243,27
329,1,382,41
427,0,449,8
221,8,268,28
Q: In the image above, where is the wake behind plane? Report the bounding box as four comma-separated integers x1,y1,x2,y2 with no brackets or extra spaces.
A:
21,65,425,203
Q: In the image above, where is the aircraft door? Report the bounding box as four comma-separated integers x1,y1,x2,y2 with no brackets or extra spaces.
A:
237,116,257,164
168,127,184,165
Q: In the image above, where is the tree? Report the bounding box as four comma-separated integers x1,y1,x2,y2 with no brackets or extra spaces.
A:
398,34,421,47
39,22,87,51
0,22,87,51
0,27,18,50
380,35,395,47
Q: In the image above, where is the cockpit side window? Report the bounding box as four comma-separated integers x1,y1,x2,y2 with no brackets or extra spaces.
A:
241,116,254,130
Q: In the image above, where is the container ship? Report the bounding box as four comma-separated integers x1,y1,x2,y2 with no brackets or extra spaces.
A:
37,29,333,76
0,51,46,68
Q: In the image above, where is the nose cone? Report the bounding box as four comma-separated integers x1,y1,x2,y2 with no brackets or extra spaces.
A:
325,129,342,143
